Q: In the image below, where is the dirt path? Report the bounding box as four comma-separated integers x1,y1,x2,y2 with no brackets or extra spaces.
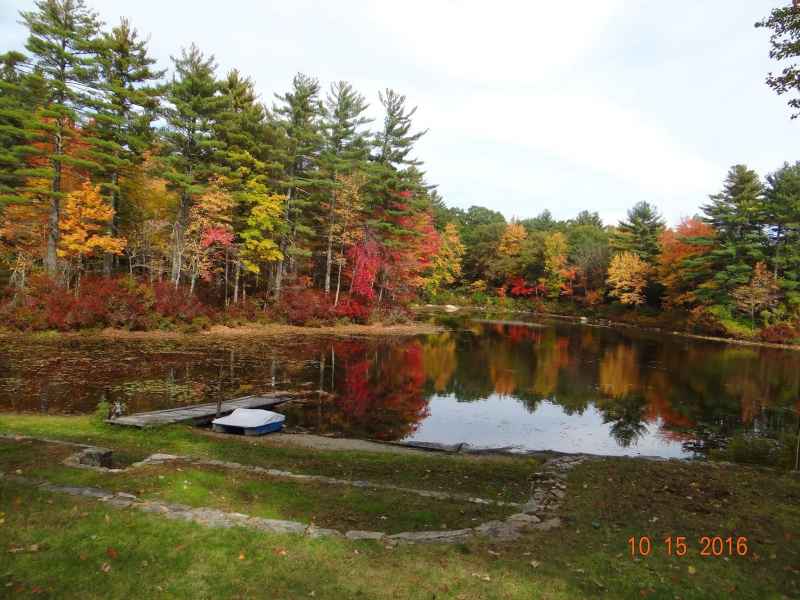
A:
198,430,429,455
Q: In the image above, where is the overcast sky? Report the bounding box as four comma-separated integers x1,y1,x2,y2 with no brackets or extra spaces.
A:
1,1,796,226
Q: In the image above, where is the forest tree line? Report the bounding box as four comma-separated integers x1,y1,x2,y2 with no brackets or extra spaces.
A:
0,0,799,340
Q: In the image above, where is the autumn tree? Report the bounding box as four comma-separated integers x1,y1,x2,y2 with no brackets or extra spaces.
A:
423,222,464,295
332,171,367,305
182,181,234,294
58,181,125,287
240,191,284,281
657,217,716,308
543,231,568,298
607,252,649,307
731,261,781,327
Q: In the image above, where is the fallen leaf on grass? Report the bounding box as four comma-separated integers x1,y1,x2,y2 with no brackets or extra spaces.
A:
238,552,246,561
106,547,118,560
273,548,288,557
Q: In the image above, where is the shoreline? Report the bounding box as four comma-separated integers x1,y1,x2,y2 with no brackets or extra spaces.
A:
417,304,800,352
0,321,444,341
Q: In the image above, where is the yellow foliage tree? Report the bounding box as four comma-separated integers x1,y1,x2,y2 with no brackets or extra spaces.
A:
543,231,568,298
497,222,527,257
423,222,465,295
606,252,649,306
58,182,126,285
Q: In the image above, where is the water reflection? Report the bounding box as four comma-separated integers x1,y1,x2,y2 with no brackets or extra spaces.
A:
1,318,799,457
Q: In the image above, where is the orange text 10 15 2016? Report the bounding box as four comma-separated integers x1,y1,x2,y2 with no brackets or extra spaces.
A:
628,536,749,558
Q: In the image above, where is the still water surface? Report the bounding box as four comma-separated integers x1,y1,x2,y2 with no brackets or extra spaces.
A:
1,316,798,458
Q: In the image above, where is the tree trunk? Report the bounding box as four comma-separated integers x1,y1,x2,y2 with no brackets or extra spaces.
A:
274,180,295,300
233,259,240,304
171,192,190,286
324,179,337,295
45,123,63,277
224,247,229,307
104,171,120,277
334,260,343,307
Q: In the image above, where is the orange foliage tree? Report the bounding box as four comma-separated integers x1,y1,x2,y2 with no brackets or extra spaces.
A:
657,217,715,308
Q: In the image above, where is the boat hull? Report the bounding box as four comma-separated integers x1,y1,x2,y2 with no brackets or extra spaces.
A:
211,421,284,436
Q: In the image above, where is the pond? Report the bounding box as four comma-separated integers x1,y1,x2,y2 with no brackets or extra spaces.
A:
1,315,799,458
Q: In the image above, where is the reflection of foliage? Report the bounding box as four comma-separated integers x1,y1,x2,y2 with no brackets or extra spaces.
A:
422,333,457,392
598,344,640,400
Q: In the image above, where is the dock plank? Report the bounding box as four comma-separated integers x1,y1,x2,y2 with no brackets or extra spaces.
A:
108,394,289,428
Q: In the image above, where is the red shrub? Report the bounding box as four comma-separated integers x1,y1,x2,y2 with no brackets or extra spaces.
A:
760,323,799,344
70,277,155,330
334,296,371,324
153,281,211,322
277,288,335,325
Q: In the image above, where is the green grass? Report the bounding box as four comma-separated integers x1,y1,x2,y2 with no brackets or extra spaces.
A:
2,416,800,598
0,439,510,533
0,414,536,503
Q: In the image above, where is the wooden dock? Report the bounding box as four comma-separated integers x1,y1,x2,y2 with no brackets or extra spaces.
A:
108,394,290,428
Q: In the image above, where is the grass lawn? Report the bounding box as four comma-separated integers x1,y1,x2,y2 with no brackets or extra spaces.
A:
1,414,800,599
0,414,535,503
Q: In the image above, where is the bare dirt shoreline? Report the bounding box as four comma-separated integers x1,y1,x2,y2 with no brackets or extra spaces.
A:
1,321,444,341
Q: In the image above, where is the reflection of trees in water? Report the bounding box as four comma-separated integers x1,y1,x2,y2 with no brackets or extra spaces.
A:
416,320,800,450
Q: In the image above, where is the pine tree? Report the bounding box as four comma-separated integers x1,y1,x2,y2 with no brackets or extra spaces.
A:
0,51,47,204
694,165,768,304
272,73,325,297
611,201,665,265
19,0,105,276
92,17,164,268
320,81,371,294
160,44,226,284
763,162,800,309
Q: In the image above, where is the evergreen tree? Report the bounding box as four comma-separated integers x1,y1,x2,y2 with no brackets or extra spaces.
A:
763,162,800,308
572,210,604,228
92,17,164,271
693,165,768,304
20,0,105,276
320,81,371,294
272,72,325,296
0,51,47,204
611,201,665,265
160,44,226,283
